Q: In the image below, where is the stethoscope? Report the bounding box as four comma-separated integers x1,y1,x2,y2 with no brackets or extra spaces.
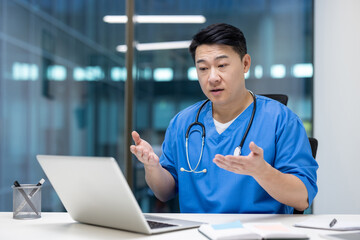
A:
180,91,256,174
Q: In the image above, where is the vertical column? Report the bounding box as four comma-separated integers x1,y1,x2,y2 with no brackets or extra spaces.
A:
125,0,134,189
314,0,360,213
0,0,8,209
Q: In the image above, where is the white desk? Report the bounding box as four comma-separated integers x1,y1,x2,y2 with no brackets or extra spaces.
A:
0,212,359,239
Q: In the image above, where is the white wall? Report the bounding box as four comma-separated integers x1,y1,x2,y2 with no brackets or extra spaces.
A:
314,0,360,213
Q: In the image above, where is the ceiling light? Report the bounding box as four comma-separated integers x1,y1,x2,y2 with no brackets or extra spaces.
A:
292,63,313,78
104,15,206,24
117,40,192,52
270,64,286,79
104,15,128,23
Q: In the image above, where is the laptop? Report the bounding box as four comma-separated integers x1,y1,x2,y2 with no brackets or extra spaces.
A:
36,155,202,234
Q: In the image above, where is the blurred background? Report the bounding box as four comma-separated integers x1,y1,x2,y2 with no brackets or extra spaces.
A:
0,0,314,212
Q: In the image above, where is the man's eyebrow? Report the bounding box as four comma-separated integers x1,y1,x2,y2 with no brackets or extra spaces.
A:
196,55,229,64
196,59,205,64
215,55,229,60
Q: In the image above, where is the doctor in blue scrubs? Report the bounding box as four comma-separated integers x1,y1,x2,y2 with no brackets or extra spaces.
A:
130,23,318,214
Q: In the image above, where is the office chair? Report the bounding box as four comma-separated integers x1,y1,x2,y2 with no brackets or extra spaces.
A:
259,94,318,214
260,94,288,106
308,137,318,159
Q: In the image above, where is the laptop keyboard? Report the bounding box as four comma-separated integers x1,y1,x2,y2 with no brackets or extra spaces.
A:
147,220,178,229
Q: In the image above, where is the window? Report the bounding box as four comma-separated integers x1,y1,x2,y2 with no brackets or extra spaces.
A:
0,0,314,213
0,0,125,211
132,0,314,212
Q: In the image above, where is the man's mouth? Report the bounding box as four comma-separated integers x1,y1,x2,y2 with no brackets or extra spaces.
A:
210,89,224,92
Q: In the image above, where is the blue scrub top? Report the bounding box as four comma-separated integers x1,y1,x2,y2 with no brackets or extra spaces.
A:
159,95,318,214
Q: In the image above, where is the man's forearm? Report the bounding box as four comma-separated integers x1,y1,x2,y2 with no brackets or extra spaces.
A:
253,163,309,211
144,164,176,202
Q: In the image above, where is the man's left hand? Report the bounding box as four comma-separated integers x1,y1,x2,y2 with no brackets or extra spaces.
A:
213,141,269,177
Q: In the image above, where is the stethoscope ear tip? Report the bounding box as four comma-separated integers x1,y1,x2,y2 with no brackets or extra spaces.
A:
180,167,185,172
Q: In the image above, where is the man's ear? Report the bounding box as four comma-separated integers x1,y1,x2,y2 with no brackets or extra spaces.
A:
243,54,251,73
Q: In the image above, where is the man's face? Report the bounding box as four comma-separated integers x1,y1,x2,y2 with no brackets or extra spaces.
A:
195,44,251,107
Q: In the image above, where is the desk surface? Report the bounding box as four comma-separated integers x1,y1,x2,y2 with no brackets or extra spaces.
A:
1,212,359,240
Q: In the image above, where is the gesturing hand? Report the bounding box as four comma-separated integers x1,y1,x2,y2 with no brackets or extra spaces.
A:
213,142,269,177
130,131,160,168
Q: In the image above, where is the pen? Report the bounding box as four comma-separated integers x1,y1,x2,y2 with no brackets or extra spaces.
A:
13,180,39,215
14,179,45,215
329,218,337,228
29,178,45,196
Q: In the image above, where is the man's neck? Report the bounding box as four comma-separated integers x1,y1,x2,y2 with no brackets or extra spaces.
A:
212,90,253,123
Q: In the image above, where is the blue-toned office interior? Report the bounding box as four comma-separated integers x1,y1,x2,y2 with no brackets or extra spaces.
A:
0,0,314,213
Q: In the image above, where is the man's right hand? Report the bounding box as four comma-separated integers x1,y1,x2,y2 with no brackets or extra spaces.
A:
130,131,160,168
129,131,176,202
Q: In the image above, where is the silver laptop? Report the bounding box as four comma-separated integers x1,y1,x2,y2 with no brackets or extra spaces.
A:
37,155,202,234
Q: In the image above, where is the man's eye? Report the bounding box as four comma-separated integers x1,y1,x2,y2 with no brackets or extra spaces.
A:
219,64,227,68
199,67,207,71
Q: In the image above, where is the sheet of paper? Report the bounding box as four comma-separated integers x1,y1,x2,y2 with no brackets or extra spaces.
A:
295,217,360,231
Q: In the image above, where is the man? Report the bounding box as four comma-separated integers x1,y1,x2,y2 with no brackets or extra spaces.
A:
130,23,318,214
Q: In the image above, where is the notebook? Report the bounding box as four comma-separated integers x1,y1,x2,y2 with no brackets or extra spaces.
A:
36,155,202,234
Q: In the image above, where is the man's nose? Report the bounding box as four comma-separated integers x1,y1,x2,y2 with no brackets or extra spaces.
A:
208,68,220,84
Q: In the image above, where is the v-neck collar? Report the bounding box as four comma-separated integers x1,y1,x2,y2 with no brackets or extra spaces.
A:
203,101,255,141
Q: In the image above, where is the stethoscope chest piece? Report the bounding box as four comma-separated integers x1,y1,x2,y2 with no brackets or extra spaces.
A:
233,146,241,156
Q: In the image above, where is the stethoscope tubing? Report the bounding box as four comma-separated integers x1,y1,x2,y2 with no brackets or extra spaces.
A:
182,91,256,174
237,91,256,154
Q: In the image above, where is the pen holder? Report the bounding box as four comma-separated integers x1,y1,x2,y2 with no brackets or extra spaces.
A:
12,184,42,219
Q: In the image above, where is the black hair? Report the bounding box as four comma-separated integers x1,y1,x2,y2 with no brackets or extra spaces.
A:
189,23,247,61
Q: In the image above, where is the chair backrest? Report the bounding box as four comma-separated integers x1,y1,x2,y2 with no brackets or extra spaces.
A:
259,93,318,214
260,94,288,106
308,137,318,159
293,137,318,214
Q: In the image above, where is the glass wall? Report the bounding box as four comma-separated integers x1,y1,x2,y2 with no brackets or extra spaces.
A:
0,0,126,211
132,0,314,212
0,0,314,213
